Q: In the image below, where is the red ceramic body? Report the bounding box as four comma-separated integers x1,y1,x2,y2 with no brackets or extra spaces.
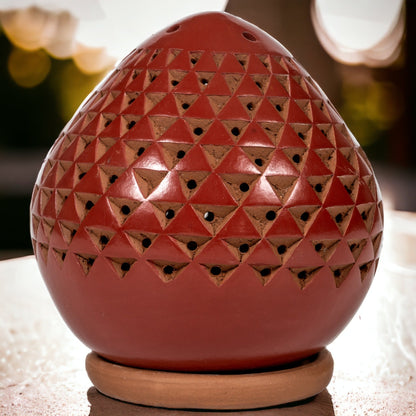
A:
30,12,383,372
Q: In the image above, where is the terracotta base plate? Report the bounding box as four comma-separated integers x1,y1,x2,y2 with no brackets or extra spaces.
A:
85,349,334,410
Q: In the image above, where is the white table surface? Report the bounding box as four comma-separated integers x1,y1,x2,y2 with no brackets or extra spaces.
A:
1,210,415,415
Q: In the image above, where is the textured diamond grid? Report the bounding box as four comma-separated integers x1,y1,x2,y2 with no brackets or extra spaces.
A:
30,46,383,290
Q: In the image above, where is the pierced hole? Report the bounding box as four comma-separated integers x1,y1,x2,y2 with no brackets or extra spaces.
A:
298,132,305,140
78,172,86,180
187,241,198,251
150,75,157,82
193,127,203,136
333,269,341,278
239,243,249,253
255,81,262,89
121,262,131,272
99,235,109,246
231,127,240,136
142,238,152,248
247,102,254,111
137,147,145,156
191,58,198,65
200,78,209,86
260,268,271,277
210,266,221,275
128,98,136,105
165,209,175,219
255,158,263,167
127,120,136,130
104,119,112,127
85,200,94,210
275,104,282,111
335,213,343,223
187,179,197,189
182,103,190,110
242,31,257,41
292,154,301,164
204,211,214,221
176,150,186,159
167,24,180,33
300,212,310,221
121,205,131,215
314,243,323,252
171,80,179,86
61,252,66,260
163,265,174,274
314,183,323,192
361,211,368,221
277,245,287,255
109,174,118,184
239,182,250,192
239,60,246,67
298,270,307,280
266,210,276,221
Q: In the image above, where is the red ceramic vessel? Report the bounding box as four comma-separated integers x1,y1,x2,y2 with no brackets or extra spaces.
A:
30,12,383,372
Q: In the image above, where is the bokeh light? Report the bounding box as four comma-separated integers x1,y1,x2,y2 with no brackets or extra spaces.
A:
7,46,51,87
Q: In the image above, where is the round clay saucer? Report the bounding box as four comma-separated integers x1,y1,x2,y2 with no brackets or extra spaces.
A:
86,349,333,410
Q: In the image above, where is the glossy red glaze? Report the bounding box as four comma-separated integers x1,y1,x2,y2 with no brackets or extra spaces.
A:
30,12,383,372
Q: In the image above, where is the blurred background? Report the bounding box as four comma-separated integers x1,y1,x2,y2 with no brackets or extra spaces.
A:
0,0,414,259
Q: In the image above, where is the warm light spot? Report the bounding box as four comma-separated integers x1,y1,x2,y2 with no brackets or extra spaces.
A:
8,47,51,88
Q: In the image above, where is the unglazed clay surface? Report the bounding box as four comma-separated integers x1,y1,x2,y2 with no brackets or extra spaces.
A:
30,12,383,371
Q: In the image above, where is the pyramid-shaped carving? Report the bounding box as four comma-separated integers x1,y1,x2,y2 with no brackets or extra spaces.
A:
30,13,383,294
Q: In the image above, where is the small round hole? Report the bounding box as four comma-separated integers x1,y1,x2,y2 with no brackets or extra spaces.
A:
260,268,271,277
165,209,175,219
104,119,112,127
200,78,209,86
277,245,287,255
314,243,323,252
187,179,197,190
240,183,250,192
121,205,131,215
297,132,305,140
239,243,249,253
61,252,66,260
163,265,174,274
87,257,95,266
142,238,152,248
246,102,254,111
85,200,94,210
127,120,136,130
204,211,214,222
150,75,157,83
99,235,109,246
275,104,282,112
210,266,221,276
350,243,356,251
255,81,262,89
231,127,240,136
292,154,301,164
298,271,307,280
335,213,343,223
187,241,198,251
255,158,263,167
361,211,368,221
266,210,276,221
239,60,246,67
121,262,131,272
300,212,310,221
128,97,136,105
171,80,179,86
314,183,323,192
182,103,190,110
242,31,257,42
79,172,86,180
193,127,203,136
137,147,145,156
333,269,341,278
109,174,118,184
191,58,198,65
176,150,186,159
166,24,180,33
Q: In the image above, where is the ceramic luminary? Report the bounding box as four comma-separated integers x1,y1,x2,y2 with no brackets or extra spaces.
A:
30,11,383,409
